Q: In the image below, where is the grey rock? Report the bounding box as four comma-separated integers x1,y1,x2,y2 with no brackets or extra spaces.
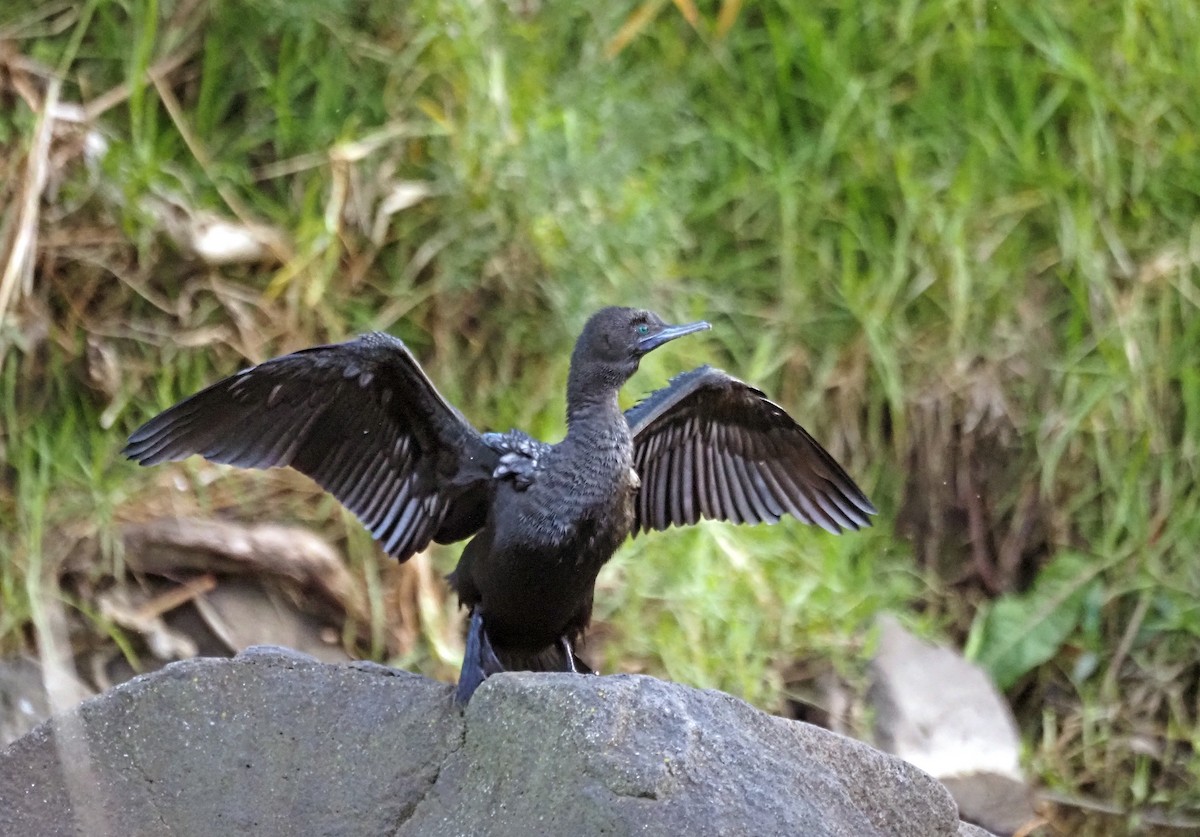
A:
3,649,969,837
1,657,56,748
0,656,95,749
0,651,456,837
942,774,1034,836
408,673,961,837
868,615,1035,836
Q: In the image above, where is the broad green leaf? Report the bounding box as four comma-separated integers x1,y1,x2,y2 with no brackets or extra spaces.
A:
967,551,1104,689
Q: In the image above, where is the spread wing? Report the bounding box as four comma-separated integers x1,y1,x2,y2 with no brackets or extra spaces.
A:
123,332,498,561
626,366,876,535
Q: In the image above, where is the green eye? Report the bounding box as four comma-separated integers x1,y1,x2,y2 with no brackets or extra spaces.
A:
636,324,650,335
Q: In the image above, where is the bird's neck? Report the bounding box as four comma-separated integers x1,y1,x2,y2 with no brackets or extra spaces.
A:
565,362,627,439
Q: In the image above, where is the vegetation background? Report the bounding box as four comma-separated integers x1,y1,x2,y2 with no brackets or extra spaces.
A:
1,0,1197,832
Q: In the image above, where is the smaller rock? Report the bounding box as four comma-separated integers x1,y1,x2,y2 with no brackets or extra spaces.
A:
868,615,1035,837
0,657,95,749
944,775,1031,837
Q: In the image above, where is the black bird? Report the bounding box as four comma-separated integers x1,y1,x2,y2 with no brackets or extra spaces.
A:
123,307,875,703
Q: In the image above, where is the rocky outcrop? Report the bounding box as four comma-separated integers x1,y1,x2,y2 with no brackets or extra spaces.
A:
2,647,986,836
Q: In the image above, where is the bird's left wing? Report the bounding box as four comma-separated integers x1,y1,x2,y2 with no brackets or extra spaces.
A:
626,366,876,535
123,332,498,561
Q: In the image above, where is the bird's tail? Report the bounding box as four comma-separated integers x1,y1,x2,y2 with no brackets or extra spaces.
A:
496,643,596,675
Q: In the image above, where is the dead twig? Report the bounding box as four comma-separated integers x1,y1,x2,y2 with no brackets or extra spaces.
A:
0,75,59,348
120,517,369,625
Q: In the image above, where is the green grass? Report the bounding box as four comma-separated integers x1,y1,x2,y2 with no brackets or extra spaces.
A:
2,0,1198,827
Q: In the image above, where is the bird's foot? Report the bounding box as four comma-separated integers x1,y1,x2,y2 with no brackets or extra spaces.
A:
455,608,505,706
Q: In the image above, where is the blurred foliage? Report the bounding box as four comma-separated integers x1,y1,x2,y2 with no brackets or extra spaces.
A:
2,0,1198,825
966,550,1105,690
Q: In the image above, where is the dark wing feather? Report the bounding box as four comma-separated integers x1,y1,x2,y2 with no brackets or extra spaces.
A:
123,332,497,561
626,366,876,535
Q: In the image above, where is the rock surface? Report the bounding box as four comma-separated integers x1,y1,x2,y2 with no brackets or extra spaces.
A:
2,647,983,836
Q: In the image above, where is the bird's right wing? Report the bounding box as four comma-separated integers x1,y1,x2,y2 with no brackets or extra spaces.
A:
123,332,498,562
626,366,876,535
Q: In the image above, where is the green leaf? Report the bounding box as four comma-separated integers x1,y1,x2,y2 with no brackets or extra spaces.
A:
968,551,1104,689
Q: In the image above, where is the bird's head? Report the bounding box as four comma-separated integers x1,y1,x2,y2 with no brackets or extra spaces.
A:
570,307,711,394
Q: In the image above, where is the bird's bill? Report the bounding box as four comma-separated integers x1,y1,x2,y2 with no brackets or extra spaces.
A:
638,320,711,352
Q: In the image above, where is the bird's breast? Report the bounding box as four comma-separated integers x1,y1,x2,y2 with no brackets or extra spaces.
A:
472,439,636,649
497,441,635,560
